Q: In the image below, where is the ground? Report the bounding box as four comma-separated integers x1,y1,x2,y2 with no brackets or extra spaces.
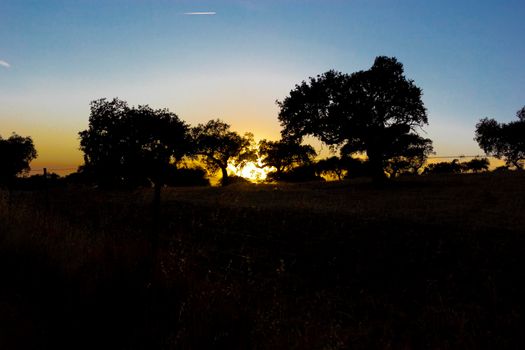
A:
1,172,524,349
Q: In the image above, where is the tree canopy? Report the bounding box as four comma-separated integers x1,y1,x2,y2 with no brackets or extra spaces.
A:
79,98,189,187
0,133,38,186
277,56,431,180
475,106,525,169
190,119,256,185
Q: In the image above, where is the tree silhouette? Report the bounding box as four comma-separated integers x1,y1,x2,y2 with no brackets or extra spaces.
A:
316,156,346,180
462,158,490,173
277,56,431,181
424,159,463,175
383,134,434,177
0,133,37,186
190,119,256,185
257,139,316,179
475,107,525,169
79,98,189,188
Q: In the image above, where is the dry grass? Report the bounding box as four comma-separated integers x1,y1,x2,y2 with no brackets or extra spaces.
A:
1,172,524,349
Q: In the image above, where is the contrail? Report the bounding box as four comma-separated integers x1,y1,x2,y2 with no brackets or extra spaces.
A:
0,60,10,68
184,12,216,15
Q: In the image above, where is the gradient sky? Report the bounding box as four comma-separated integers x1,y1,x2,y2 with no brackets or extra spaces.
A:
1,0,524,172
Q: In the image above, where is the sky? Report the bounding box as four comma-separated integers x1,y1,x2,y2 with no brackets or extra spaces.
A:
1,0,524,173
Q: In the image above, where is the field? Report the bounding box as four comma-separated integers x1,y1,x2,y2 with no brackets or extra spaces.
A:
1,172,525,349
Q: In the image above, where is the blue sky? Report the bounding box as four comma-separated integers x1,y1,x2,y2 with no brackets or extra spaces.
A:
1,0,524,170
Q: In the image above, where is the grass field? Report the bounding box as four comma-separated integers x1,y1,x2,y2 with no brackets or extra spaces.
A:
1,172,524,349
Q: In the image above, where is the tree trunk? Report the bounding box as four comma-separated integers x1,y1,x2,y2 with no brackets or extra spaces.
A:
149,182,162,283
221,167,229,186
367,151,386,183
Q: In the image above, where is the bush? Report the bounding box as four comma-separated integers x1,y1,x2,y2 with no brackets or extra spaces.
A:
165,167,210,187
268,164,324,183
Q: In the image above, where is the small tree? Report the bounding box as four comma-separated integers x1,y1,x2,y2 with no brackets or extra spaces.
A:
384,134,434,177
0,133,37,186
462,158,490,173
316,156,346,180
475,107,525,169
191,119,256,185
424,159,463,175
258,139,317,179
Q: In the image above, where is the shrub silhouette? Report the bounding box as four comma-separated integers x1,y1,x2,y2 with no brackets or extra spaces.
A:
164,166,210,187
424,159,463,175
462,158,490,173
267,163,324,182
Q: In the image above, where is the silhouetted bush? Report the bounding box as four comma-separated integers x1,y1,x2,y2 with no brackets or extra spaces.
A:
424,158,491,175
64,168,93,185
461,158,490,173
268,164,324,182
493,165,511,173
220,174,251,186
343,157,371,179
165,167,210,187
424,159,463,175
12,173,65,190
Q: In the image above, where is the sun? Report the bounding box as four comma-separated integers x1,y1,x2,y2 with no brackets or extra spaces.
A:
228,161,269,182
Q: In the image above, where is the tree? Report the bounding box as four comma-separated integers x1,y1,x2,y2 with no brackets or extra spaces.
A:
316,156,346,180
475,107,525,169
257,139,317,179
277,56,431,181
0,133,37,186
462,158,490,173
190,119,256,185
423,159,463,175
384,134,434,177
79,98,189,188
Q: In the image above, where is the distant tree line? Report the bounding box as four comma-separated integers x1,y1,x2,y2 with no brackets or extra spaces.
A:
2,56,523,190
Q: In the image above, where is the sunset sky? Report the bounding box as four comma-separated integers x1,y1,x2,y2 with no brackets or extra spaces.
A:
1,0,524,173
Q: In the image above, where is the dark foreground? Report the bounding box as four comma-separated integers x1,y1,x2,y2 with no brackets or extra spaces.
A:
1,172,524,349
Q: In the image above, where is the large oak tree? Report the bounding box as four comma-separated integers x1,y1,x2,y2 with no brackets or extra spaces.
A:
277,56,431,180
